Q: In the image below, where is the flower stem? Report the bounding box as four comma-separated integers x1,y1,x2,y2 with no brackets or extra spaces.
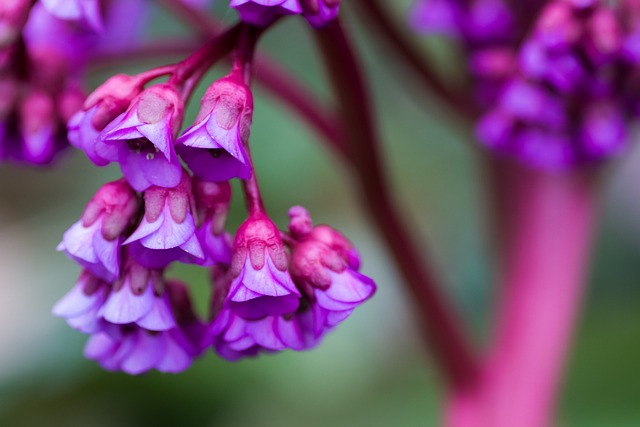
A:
158,0,346,157
314,19,478,390
447,159,600,427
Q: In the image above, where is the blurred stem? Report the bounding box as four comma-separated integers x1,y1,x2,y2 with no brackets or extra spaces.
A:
447,159,600,427
87,40,203,68
158,0,347,157
235,25,267,216
352,0,478,120
314,19,478,390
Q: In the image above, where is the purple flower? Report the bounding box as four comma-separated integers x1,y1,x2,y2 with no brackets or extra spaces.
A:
53,266,206,374
124,173,204,269
287,206,376,340
210,308,306,361
58,179,140,281
301,0,340,28
176,74,252,182
98,84,184,191
40,0,103,32
230,0,302,26
68,74,144,166
227,213,300,320
52,270,110,334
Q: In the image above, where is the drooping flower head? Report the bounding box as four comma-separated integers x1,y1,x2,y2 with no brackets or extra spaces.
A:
208,263,306,361
227,212,300,320
287,206,376,343
124,172,205,269
68,74,145,166
58,179,140,281
230,0,302,27
98,84,184,191
54,263,206,374
176,72,253,182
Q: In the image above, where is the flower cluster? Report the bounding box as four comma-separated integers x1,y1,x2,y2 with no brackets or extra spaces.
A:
0,0,147,165
54,15,375,372
413,0,640,169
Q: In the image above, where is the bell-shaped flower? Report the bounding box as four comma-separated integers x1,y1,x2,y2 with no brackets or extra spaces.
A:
98,84,183,191
58,179,140,281
68,74,145,166
287,206,376,340
227,213,300,320
124,173,204,269
176,74,253,182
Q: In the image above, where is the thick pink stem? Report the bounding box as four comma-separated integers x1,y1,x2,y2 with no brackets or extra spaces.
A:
447,159,600,427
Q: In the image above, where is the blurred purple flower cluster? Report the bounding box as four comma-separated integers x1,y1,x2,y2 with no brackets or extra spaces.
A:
413,0,640,169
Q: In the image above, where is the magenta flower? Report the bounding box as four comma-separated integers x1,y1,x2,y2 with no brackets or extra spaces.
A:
230,0,302,27
98,84,184,191
124,173,204,269
301,0,340,28
58,179,140,281
40,0,103,32
287,206,376,340
52,270,110,334
54,269,205,374
227,213,300,320
210,308,305,361
176,74,252,182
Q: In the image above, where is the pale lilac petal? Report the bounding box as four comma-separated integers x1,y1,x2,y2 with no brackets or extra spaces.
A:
324,270,376,304
136,294,177,331
245,316,285,351
120,331,166,375
100,279,155,324
156,332,193,373
52,281,103,318
84,331,118,360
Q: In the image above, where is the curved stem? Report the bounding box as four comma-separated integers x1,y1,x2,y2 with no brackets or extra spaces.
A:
314,19,478,390
158,0,347,158
87,40,202,69
353,0,478,120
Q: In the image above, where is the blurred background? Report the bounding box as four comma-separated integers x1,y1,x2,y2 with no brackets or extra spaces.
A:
0,2,639,426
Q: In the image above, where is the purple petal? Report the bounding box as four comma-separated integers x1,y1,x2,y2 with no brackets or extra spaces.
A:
136,294,177,331
245,316,285,351
120,330,166,375
99,279,155,324
156,331,193,373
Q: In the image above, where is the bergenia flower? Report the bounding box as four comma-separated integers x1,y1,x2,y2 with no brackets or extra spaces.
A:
124,172,205,269
52,270,110,334
68,74,145,166
54,266,205,374
287,206,376,342
230,0,302,26
176,74,253,182
210,307,306,361
40,0,104,32
98,84,184,191
58,179,140,281
227,213,300,320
